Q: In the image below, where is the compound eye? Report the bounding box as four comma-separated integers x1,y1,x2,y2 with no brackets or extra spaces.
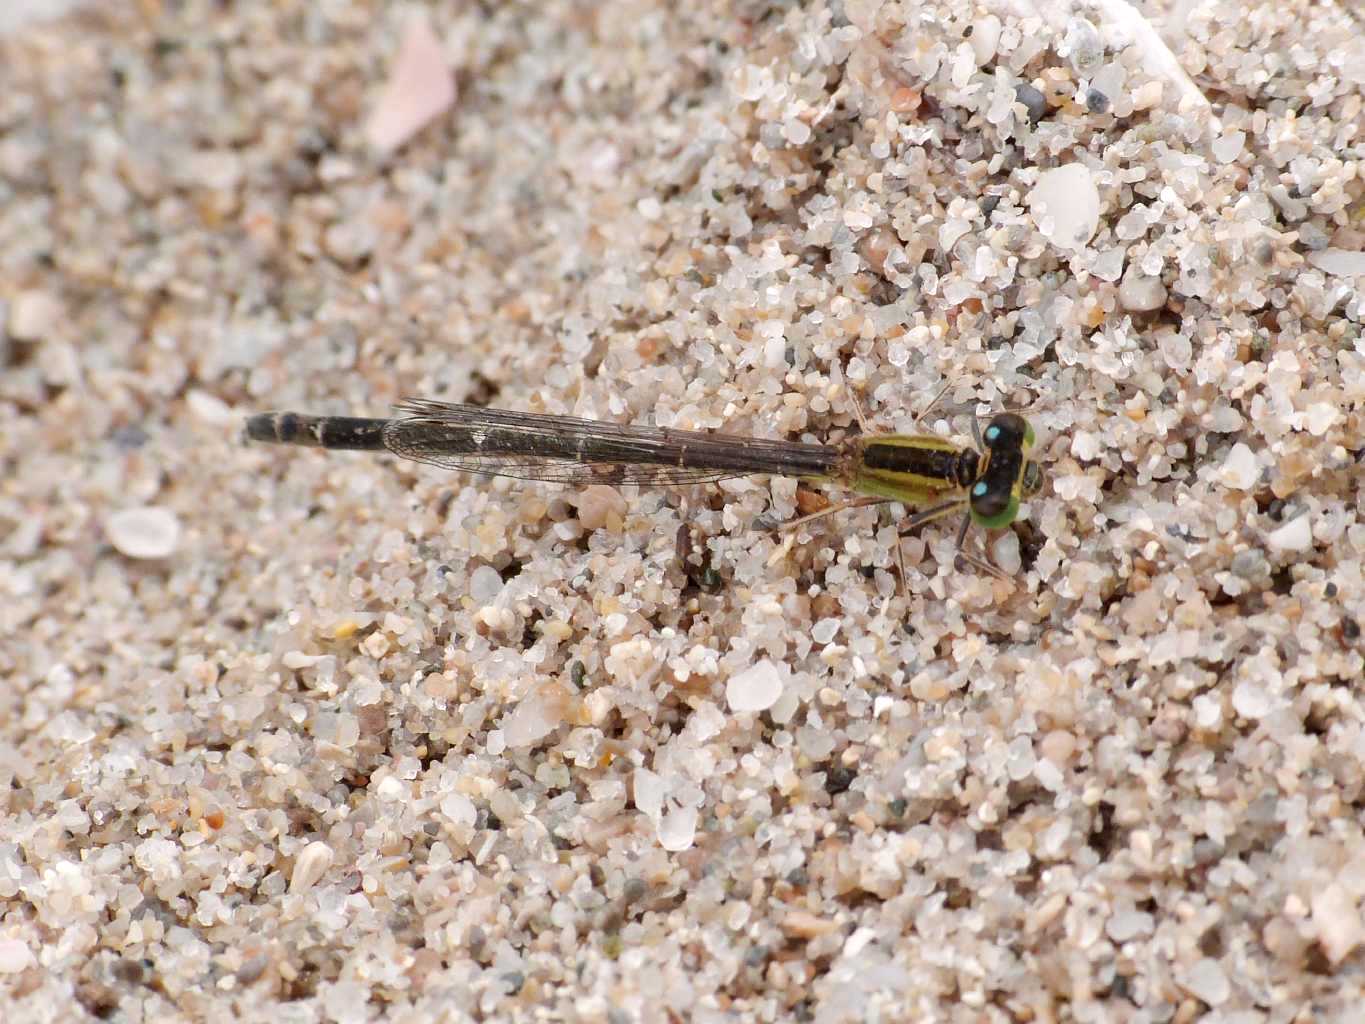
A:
970,484,1019,528
970,479,1010,520
983,416,1022,450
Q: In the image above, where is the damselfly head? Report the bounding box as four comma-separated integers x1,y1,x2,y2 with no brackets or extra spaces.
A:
980,412,1032,452
966,412,1043,528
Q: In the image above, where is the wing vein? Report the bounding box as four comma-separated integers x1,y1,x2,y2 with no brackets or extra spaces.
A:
377,398,841,486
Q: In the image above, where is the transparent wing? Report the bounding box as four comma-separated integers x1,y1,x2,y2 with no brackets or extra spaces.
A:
378,452,738,486
379,398,841,486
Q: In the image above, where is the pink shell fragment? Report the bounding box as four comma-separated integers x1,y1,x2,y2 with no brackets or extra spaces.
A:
364,14,456,154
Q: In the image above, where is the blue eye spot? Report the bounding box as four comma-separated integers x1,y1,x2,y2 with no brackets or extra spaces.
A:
984,426,998,441
973,482,988,496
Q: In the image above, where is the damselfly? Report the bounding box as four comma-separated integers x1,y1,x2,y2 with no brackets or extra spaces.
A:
245,393,1043,578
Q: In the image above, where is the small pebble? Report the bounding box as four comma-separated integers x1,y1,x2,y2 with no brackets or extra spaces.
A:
1312,884,1363,965
1091,245,1126,282
322,219,377,264
1118,265,1167,311
440,792,476,828
969,15,1001,66
1232,681,1273,719
1028,164,1099,250
1063,17,1103,75
1230,551,1267,584
575,485,626,531
1211,129,1246,163
1131,79,1164,110
106,506,181,559
376,776,406,801
782,118,811,146
504,682,573,747
1107,909,1154,942
1179,957,1230,1005
633,767,665,818
8,289,63,341
0,937,35,974
1193,693,1224,730
1303,402,1338,436
1296,222,1329,251
468,564,504,604
781,911,840,939
1039,730,1076,765
990,530,1022,576
1014,82,1047,124
811,618,840,644
796,725,836,760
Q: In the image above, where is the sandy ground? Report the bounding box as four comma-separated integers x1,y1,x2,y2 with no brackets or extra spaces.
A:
3,1,1365,1021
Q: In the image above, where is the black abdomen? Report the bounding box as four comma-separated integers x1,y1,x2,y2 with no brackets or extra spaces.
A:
245,412,389,450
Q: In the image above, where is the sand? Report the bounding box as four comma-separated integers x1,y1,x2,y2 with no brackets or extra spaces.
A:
3,1,1365,1020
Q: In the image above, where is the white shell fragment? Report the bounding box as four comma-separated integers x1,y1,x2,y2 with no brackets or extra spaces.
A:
726,659,785,713
1028,164,1100,250
1307,249,1365,277
1266,515,1313,554
1218,444,1259,490
656,804,698,852
105,506,181,559
289,841,334,893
